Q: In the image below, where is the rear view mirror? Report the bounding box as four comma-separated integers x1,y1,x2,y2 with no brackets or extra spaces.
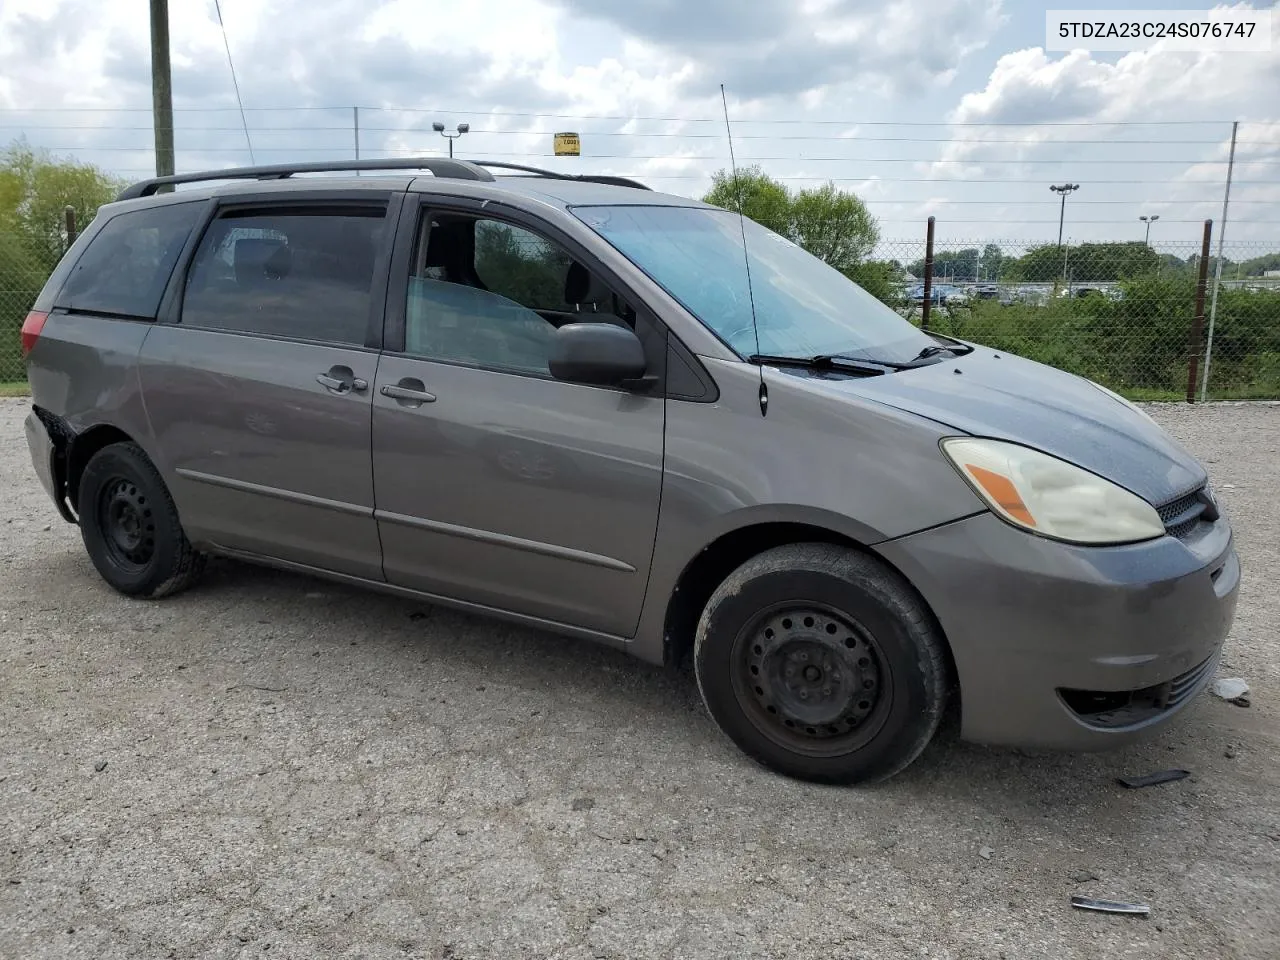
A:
549,323,648,387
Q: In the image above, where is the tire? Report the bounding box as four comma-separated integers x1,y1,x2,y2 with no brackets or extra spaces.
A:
694,543,948,785
77,441,205,598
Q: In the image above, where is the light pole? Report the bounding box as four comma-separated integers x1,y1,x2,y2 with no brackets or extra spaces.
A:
1139,214,1160,245
432,122,470,158
1049,183,1079,250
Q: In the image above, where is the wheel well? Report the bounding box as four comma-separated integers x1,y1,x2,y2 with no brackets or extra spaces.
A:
67,425,135,510
663,522,859,668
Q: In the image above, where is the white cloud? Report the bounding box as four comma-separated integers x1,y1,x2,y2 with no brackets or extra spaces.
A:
0,0,1275,245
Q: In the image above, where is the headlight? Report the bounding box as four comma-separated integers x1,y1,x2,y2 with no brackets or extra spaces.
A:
941,438,1165,545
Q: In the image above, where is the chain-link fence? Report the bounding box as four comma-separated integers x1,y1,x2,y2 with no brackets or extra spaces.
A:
3,220,1279,399
1,277,41,386
866,231,1280,400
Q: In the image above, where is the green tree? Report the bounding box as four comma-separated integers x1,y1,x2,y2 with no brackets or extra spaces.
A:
1,141,121,381
1236,251,1280,277
843,260,903,305
702,168,880,280
1,140,121,268
1006,241,1162,283
789,182,878,272
980,243,1003,281
702,166,791,236
907,248,979,281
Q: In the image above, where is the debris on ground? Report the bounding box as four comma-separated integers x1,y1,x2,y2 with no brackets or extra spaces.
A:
979,846,994,860
571,797,595,812
93,761,107,773
1212,678,1252,707
1116,769,1190,789
1071,896,1150,916
1071,871,1100,883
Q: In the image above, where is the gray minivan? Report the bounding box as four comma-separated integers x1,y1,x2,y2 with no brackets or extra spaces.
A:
21,158,1239,784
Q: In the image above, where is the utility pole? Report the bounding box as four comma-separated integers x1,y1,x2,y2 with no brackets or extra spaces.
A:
150,0,175,181
433,122,469,158
1050,183,1079,250
1140,214,1159,245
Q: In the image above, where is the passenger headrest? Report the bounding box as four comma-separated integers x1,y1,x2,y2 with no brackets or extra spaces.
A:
564,261,613,311
234,238,290,286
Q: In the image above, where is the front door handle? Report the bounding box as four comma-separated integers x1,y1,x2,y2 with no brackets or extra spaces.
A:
381,379,437,406
317,366,368,394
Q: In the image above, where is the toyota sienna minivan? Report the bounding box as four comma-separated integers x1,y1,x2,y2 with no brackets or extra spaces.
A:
21,157,1239,784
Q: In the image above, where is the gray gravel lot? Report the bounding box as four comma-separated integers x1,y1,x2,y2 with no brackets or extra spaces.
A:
1,396,1278,960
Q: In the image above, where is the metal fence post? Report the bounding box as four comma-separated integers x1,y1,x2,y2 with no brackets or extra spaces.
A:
1185,219,1213,403
921,216,935,332
1200,120,1239,402
64,206,77,251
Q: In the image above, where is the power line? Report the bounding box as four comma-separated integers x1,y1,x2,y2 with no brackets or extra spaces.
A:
0,105,1253,126
27,144,1274,164
212,0,254,163
0,124,1255,146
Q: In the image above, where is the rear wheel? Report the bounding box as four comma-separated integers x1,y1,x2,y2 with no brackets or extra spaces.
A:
694,543,948,785
77,442,205,598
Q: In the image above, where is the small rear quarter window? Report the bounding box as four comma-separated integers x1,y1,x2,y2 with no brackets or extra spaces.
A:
54,201,203,319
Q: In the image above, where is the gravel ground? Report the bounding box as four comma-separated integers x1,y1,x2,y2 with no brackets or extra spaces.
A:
1,396,1277,960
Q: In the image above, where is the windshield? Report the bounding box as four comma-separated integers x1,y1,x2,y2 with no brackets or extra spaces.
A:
572,204,934,364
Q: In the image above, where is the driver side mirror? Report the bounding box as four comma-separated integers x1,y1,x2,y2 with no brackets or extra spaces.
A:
549,323,651,389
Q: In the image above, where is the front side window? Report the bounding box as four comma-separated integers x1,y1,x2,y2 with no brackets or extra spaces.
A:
404,214,631,376
56,202,203,319
573,204,935,365
181,207,387,345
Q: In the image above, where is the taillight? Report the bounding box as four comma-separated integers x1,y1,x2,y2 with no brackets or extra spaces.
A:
20,311,48,358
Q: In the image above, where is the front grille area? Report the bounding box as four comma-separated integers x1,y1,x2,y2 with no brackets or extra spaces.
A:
1058,653,1218,729
1157,486,1214,540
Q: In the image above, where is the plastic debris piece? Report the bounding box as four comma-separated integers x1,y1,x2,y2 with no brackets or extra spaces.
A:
1116,769,1190,789
1212,678,1250,704
1071,896,1150,916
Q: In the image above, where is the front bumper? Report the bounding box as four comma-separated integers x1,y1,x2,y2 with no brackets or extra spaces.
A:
877,510,1239,750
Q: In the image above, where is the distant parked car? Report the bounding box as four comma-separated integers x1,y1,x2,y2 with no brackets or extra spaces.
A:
908,284,965,307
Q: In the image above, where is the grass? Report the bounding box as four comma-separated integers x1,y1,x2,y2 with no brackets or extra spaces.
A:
1122,387,1186,402
0,381,30,398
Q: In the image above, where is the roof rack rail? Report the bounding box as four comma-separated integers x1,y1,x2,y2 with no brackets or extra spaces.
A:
473,161,651,191
116,157,496,201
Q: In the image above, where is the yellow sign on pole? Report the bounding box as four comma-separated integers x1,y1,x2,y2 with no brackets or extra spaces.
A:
553,132,581,157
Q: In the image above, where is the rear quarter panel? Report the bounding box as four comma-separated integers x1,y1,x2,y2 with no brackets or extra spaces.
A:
26,313,156,458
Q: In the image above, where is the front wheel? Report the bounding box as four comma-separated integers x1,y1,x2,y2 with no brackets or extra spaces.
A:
694,543,949,785
77,442,205,598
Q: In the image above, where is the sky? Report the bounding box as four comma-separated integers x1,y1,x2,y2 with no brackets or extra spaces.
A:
0,0,1277,251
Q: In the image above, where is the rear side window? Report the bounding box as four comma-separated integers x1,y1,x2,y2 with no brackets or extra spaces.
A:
181,207,387,345
55,202,202,319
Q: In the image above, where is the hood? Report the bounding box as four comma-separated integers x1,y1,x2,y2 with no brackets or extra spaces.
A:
824,346,1206,506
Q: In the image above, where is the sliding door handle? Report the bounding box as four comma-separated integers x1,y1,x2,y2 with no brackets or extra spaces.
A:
380,382,437,405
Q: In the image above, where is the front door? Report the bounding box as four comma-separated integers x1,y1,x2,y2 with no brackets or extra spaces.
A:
139,195,398,580
371,203,666,636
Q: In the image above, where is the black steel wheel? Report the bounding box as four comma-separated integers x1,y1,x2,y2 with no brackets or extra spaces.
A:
695,543,949,785
735,603,891,757
77,442,205,598
96,477,157,572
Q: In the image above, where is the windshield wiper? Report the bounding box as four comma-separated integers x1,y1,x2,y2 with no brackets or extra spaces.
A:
911,339,974,362
749,354,894,376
